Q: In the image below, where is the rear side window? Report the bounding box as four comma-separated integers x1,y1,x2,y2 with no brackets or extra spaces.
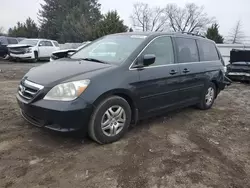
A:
175,38,199,63
7,38,18,44
142,36,174,66
197,40,219,61
53,41,59,47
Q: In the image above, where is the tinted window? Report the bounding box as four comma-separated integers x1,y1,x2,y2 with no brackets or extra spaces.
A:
7,38,18,44
142,36,174,66
198,40,219,61
0,37,7,45
53,41,59,47
176,38,199,63
45,41,53,46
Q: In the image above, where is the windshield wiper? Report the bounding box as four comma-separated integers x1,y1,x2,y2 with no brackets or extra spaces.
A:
80,58,108,64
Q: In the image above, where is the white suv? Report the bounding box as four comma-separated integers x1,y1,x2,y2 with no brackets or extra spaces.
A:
8,39,60,62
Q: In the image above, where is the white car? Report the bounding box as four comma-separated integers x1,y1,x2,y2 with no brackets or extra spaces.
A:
8,39,60,62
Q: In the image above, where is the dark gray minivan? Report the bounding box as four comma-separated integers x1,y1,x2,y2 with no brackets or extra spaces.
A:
17,32,228,144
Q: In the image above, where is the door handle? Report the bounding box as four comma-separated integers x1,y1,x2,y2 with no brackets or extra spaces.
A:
183,68,190,73
170,70,178,75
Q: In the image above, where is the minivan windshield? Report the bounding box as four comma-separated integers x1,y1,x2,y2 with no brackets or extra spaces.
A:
19,39,39,46
71,35,147,64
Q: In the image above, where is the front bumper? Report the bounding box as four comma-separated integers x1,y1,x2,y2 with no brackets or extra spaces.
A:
17,94,94,133
227,72,250,81
10,52,34,59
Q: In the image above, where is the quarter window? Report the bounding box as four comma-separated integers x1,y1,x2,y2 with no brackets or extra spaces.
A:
197,40,219,61
175,38,199,63
141,36,174,66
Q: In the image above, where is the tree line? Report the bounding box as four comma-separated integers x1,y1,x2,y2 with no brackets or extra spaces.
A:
7,0,129,43
2,0,246,44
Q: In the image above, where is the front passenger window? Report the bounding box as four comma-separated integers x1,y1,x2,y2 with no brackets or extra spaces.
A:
39,41,46,46
142,36,174,66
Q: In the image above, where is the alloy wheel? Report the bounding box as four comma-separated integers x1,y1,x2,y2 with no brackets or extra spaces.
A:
205,87,215,106
101,105,126,137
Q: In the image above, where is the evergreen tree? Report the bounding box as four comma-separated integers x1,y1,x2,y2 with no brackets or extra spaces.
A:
94,11,128,38
39,0,102,42
8,18,39,38
206,23,224,44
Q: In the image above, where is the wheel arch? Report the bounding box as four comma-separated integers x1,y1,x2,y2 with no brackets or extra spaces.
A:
93,89,139,125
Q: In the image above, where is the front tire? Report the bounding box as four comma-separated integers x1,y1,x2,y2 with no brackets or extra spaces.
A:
197,82,216,110
88,96,131,144
32,51,38,63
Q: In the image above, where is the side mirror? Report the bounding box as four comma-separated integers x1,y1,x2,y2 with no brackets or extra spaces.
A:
133,54,156,68
143,54,156,66
39,43,43,47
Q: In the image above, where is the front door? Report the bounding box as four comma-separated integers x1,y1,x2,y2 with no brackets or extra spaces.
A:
38,41,49,58
132,36,181,116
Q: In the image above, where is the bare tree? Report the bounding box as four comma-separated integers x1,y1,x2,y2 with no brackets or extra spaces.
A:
130,3,166,32
228,20,245,44
165,3,214,33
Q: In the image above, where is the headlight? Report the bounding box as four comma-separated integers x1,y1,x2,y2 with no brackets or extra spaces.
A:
26,48,32,53
44,80,90,101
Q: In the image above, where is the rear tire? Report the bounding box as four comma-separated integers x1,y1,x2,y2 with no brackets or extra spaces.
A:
197,82,216,110
88,96,131,144
32,51,38,63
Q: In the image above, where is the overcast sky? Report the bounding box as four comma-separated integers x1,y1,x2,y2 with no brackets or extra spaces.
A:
1,0,250,37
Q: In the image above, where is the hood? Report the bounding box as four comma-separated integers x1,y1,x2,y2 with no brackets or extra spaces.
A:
25,58,113,86
230,50,250,63
7,44,34,48
53,49,76,54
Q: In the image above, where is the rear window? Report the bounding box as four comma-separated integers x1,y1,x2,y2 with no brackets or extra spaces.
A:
7,38,18,44
197,40,219,61
53,41,59,47
175,38,199,63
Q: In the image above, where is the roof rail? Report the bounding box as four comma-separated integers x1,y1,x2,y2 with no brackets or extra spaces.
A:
178,32,206,38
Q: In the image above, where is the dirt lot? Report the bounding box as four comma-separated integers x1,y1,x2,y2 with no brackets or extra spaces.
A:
0,61,250,188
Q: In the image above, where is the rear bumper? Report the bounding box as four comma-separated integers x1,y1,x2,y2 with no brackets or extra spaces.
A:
17,94,94,133
227,72,250,81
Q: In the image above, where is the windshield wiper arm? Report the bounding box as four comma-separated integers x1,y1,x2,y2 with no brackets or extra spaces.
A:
80,58,108,64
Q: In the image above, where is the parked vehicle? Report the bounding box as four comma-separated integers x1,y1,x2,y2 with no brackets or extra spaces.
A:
0,36,20,59
8,39,60,62
226,49,250,82
50,41,91,61
17,32,228,144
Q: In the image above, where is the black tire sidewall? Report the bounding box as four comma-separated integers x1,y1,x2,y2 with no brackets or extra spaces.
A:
33,51,38,63
89,96,131,144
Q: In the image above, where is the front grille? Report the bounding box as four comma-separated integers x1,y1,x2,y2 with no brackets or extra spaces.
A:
18,80,44,102
9,47,27,54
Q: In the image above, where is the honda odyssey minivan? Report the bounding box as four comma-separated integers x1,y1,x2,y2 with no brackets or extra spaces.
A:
17,32,227,144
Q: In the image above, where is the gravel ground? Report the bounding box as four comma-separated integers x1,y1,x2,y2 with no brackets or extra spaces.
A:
0,61,250,188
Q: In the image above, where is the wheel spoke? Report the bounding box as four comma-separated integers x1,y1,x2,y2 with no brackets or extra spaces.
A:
102,124,111,131
102,118,111,127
